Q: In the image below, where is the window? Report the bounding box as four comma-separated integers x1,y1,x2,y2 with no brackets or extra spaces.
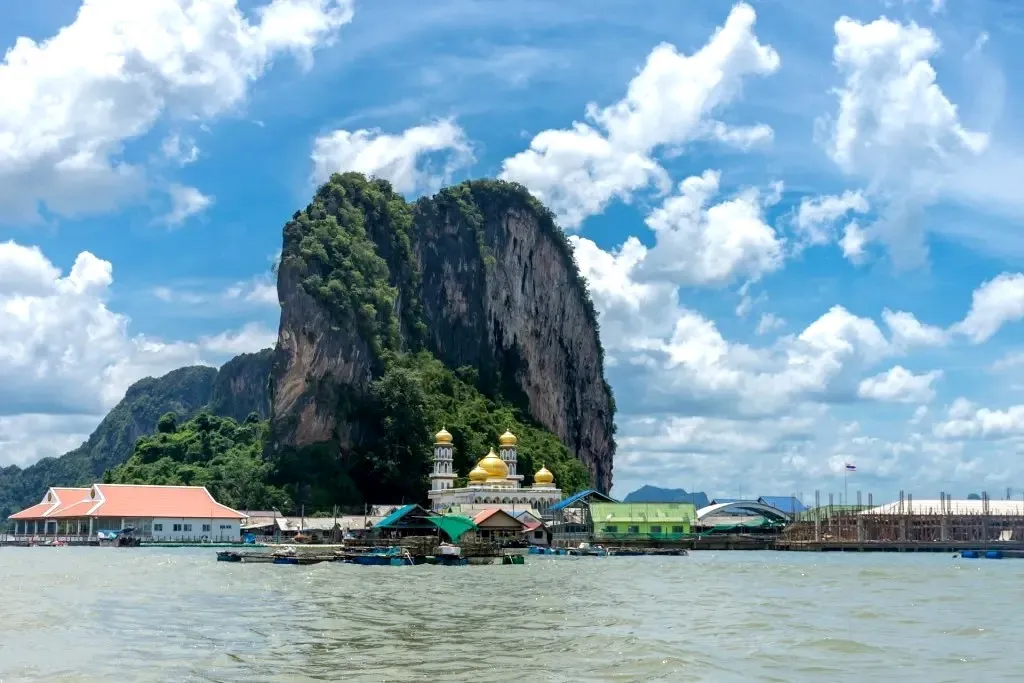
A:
220,524,231,530
172,524,182,532
202,524,211,532
627,525,639,534
650,525,662,534
153,524,163,532
605,525,619,533
183,524,193,532
672,526,684,534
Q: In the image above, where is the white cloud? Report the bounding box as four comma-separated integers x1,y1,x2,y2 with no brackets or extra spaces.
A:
794,190,869,247
756,313,784,335
857,365,942,404
499,2,779,228
0,240,273,466
882,308,949,349
165,185,213,225
821,16,988,266
954,272,1024,343
155,273,279,309
198,323,277,355
639,170,784,286
0,413,101,468
839,221,867,263
311,119,473,194
162,134,200,166
934,400,1024,440
0,0,354,221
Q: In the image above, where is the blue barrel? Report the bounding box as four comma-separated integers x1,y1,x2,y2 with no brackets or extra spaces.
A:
985,550,1004,559
961,550,980,559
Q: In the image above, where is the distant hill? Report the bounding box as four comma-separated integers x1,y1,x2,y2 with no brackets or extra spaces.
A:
623,485,709,508
0,349,274,517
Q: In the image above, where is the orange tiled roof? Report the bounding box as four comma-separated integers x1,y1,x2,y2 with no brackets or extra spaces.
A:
91,484,244,519
7,485,244,520
8,487,89,520
472,508,524,528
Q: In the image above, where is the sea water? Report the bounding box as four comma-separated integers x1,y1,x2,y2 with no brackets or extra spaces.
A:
0,548,1021,682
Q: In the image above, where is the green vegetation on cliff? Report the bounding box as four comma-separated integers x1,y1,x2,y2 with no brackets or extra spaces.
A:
106,412,290,512
274,172,607,509
274,351,592,510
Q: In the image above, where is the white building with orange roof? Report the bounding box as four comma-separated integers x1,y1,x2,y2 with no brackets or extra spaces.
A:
8,484,246,542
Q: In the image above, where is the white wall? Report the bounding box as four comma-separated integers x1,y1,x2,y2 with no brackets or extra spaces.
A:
151,518,240,542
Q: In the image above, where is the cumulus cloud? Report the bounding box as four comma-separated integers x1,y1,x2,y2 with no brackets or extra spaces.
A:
165,185,214,226
953,272,1024,343
857,366,942,404
638,170,784,286
882,308,949,349
311,119,474,194
821,15,988,266
0,240,273,466
0,0,354,221
793,190,869,249
499,3,779,229
934,400,1024,440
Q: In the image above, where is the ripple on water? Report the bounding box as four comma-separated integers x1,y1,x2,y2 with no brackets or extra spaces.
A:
2,549,1024,681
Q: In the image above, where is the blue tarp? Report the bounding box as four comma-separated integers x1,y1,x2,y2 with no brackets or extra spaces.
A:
550,489,617,511
757,496,808,514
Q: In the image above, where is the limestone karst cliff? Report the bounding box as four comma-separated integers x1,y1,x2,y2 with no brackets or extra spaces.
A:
269,173,616,495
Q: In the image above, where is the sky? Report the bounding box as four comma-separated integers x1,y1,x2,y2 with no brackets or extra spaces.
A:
3,0,1024,504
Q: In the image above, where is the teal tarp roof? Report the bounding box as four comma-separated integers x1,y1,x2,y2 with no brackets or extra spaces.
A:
374,504,418,529
426,515,477,541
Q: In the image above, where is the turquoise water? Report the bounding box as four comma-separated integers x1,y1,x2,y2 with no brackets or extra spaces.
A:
0,548,1021,681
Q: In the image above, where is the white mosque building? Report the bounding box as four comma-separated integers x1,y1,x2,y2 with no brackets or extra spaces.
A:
427,428,563,513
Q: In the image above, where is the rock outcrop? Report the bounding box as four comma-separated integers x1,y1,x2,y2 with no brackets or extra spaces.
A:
209,348,274,422
270,174,616,492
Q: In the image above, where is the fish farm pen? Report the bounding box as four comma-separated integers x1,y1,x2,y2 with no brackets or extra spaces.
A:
778,490,1024,553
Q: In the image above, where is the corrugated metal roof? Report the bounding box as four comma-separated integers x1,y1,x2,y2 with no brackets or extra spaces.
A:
710,497,742,505
589,502,696,523
550,489,617,511
757,496,808,513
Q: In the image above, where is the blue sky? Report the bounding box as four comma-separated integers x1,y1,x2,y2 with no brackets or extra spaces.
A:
3,0,1024,504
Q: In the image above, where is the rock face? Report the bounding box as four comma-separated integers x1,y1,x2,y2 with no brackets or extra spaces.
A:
270,174,616,492
209,349,274,422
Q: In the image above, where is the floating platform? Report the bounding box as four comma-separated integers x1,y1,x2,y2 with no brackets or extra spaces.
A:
215,548,513,567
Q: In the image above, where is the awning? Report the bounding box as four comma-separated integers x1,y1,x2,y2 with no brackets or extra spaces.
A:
426,514,478,542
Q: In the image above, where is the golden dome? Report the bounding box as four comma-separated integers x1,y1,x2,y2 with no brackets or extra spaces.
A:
434,428,453,445
534,465,554,486
479,448,509,480
468,464,488,483
498,430,518,447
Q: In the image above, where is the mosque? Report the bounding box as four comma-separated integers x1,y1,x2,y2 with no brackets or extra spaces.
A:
427,428,563,513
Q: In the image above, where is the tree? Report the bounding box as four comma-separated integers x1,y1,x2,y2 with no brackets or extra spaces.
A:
156,413,178,434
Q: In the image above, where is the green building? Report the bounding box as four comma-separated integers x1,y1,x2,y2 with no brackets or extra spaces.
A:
589,502,696,542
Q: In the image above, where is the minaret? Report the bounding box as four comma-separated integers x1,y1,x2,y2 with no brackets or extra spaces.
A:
498,430,523,487
429,428,457,494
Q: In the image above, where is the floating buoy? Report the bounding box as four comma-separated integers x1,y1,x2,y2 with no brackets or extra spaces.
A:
961,550,980,559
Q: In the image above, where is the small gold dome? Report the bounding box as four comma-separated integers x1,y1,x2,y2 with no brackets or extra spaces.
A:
479,448,509,480
534,465,554,486
434,428,453,445
468,464,488,483
498,430,518,447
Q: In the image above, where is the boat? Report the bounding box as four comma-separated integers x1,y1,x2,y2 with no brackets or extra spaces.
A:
502,555,525,565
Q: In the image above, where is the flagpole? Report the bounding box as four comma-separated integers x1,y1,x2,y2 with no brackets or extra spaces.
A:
844,469,847,507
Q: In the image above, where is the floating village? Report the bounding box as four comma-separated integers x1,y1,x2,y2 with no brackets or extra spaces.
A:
7,429,1024,564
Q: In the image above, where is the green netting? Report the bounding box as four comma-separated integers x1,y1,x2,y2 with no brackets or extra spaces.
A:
426,515,478,541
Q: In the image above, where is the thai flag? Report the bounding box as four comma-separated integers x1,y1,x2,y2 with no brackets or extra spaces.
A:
844,463,857,472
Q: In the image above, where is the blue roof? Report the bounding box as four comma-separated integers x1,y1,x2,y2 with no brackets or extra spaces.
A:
710,497,742,505
757,496,808,513
374,503,418,528
550,489,618,511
